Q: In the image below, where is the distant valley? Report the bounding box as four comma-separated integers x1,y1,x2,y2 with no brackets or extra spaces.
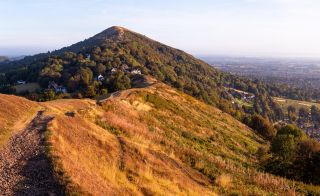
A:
204,56,320,140
204,56,320,101
0,56,9,63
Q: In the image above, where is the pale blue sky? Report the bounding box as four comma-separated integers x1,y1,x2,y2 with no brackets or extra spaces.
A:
1,0,320,57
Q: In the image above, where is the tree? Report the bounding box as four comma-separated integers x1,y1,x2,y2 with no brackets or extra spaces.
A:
0,86,16,94
271,134,297,162
85,85,96,98
265,125,311,181
94,63,106,75
246,114,276,140
79,67,93,86
294,139,320,183
287,105,297,122
311,105,320,128
309,152,320,184
43,89,56,101
277,124,306,140
108,71,131,91
299,107,309,120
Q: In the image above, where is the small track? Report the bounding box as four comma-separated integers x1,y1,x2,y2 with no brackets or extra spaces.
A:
0,111,64,195
117,136,126,171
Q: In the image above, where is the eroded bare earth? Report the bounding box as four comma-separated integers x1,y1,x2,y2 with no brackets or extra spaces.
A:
0,111,64,195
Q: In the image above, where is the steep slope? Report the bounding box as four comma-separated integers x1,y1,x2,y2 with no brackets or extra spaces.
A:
0,94,40,146
1,26,279,120
42,82,319,195
0,81,319,194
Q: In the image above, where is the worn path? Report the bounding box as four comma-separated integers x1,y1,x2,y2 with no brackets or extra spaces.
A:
0,111,64,196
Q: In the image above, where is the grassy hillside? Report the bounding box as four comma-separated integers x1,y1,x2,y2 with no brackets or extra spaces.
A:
0,94,40,147
40,82,320,195
0,81,319,194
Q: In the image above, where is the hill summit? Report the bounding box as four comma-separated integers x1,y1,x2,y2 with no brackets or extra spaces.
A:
94,26,127,39
1,26,280,122
0,26,320,194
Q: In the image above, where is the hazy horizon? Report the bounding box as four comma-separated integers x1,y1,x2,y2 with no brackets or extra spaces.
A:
1,0,320,58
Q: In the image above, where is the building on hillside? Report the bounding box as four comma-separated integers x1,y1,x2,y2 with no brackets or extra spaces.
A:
121,64,129,71
56,86,67,93
131,69,142,75
48,81,67,93
97,74,105,81
16,80,26,85
48,81,58,89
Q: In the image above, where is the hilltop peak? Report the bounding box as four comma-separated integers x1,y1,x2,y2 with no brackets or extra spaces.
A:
93,26,128,40
105,26,127,33
108,25,127,31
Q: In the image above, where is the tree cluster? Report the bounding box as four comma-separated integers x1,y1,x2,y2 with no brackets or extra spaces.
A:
261,125,320,185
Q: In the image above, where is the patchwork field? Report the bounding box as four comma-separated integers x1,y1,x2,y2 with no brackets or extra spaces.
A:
274,97,320,112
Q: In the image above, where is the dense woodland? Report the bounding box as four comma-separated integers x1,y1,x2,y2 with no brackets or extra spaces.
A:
0,27,283,122
0,27,319,185
263,77,320,102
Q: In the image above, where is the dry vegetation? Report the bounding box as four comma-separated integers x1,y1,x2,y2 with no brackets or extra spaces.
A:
42,82,320,195
0,94,40,147
1,82,320,194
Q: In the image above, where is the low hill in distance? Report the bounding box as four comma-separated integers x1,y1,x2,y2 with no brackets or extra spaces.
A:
0,56,9,63
0,80,319,194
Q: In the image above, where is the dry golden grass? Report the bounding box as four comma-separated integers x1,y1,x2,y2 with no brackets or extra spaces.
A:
215,174,232,188
44,96,216,195
40,83,273,194
43,83,318,195
0,94,40,147
1,80,319,195
47,115,136,195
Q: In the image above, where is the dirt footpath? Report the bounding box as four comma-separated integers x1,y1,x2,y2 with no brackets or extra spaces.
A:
0,111,64,195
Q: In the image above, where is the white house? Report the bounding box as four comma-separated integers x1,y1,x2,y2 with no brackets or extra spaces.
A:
56,86,67,93
48,81,67,93
97,74,105,81
17,80,26,85
131,69,142,75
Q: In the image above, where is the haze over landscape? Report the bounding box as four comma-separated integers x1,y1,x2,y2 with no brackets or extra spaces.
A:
2,0,320,57
1,1,320,195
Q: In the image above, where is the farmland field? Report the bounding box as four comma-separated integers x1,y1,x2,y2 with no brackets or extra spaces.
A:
14,83,41,93
273,97,320,112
